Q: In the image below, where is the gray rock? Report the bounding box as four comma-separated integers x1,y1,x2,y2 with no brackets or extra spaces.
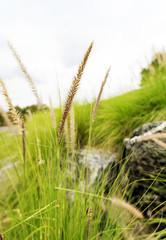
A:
68,148,117,189
123,121,166,220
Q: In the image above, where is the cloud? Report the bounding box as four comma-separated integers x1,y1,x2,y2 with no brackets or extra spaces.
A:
0,0,166,109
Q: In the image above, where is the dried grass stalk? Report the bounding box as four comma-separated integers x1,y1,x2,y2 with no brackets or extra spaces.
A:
0,106,12,127
111,198,144,220
0,78,21,131
22,118,26,169
8,42,43,109
139,132,166,141
49,96,56,129
37,137,42,164
37,137,45,165
139,132,166,149
0,232,3,240
27,109,33,121
64,107,76,151
152,138,166,149
92,67,111,122
86,205,92,240
58,41,94,142
69,106,76,151
64,119,70,149
150,205,166,219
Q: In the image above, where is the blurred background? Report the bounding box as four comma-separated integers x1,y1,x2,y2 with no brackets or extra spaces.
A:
0,0,166,108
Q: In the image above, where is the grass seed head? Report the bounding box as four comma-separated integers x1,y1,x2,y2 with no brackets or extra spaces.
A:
58,41,94,142
92,66,111,122
86,205,92,240
0,106,12,127
0,78,22,131
8,42,43,109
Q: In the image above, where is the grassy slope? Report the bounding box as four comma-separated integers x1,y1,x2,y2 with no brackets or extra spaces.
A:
75,67,166,154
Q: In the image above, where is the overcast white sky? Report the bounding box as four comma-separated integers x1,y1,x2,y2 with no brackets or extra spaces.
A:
0,0,166,109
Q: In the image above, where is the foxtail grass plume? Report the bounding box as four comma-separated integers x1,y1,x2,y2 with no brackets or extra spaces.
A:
21,118,26,169
86,205,92,240
64,119,70,149
8,42,43,109
0,78,22,131
49,96,56,129
0,106,12,127
92,67,111,122
58,41,94,142
69,106,76,151
111,197,144,220
64,106,76,151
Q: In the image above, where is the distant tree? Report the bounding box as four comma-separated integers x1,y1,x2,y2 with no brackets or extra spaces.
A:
0,104,49,126
140,52,166,87
14,104,49,119
15,106,27,117
25,104,38,113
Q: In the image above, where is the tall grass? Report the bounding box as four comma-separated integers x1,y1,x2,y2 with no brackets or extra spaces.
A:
58,41,93,142
75,67,166,153
0,45,165,239
0,112,147,239
8,42,43,109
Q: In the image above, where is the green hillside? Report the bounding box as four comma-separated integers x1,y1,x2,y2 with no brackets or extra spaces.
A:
74,53,166,154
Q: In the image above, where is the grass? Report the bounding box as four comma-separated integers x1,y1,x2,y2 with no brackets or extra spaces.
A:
75,69,166,154
0,44,166,239
0,115,142,239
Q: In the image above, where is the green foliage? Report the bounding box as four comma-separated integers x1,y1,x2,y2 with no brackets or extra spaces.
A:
0,98,165,239
0,112,133,240
75,63,166,154
140,52,166,87
1,51,166,239
15,104,49,119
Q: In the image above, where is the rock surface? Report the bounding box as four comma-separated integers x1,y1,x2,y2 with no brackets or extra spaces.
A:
68,148,117,188
123,121,166,219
